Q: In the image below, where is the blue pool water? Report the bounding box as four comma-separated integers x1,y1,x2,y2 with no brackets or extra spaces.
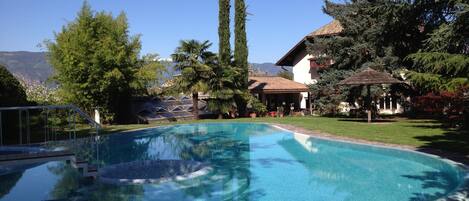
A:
0,123,466,201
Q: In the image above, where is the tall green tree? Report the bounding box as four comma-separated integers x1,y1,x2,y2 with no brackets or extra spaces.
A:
46,2,141,123
133,53,168,96
218,0,231,67
233,0,250,116
309,0,425,72
407,0,469,128
234,0,249,87
306,1,409,115
171,40,214,120
407,1,468,92
305,0,451,115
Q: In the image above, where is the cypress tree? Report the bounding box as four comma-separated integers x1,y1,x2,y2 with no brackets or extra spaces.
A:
218,0,231,66
234,0,248,88
233,0,249,116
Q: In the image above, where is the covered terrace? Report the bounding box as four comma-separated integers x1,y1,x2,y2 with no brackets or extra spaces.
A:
248,76,310,115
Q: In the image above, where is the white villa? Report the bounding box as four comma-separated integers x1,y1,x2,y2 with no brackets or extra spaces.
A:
276,21,403,115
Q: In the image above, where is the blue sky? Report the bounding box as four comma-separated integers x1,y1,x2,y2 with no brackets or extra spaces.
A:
0,0,333,63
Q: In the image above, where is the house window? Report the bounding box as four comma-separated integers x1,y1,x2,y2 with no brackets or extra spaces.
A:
379,98,385,109
378,95,398,111
309,58,333,80
309,59,320,79
309,67,320,79
385,96,391,110
392,97,398,110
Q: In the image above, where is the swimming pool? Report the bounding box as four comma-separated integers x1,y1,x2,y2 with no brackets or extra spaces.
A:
0,123,467,201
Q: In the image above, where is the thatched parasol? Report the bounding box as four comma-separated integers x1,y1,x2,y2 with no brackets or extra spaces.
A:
339,68,403,123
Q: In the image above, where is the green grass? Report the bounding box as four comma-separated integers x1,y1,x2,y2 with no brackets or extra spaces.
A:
99,116,468,156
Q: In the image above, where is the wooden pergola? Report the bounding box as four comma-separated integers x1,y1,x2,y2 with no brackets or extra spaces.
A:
339,68,403,123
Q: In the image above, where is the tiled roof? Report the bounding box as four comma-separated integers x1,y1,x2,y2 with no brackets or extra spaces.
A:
276,20,343,66
248,76,309,93
308,20,343,37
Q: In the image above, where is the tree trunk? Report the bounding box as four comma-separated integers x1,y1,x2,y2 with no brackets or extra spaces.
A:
367,85,371,123
464,110,469,131
218,113,223,119
192,92,199,120
461,92,468,131
235,94,247,117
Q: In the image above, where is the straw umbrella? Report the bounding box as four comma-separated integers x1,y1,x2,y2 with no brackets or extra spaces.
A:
339,68,403,123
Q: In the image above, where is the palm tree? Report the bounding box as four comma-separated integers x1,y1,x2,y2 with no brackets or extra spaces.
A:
207,63,242,119
171,40,214,120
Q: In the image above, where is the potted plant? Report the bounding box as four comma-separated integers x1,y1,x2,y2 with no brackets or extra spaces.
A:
247,95,267,118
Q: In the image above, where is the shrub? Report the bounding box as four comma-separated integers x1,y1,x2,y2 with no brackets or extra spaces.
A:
0,64,27,107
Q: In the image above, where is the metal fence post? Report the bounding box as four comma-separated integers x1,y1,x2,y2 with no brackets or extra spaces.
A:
26,110,30,144
0,111,3,146
67,110,71,141
44,108,47,143
18,110,22,144
95,128,100,168
73,111,77,141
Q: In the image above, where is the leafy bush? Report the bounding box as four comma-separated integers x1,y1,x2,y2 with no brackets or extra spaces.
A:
46,2,141,123
246,94,267,115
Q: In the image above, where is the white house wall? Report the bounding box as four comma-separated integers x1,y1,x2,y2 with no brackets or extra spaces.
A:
292,49,316,85
292,50,316,109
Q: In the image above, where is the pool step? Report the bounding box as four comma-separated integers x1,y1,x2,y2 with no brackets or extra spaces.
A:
85,164,98,178
70,157,98,178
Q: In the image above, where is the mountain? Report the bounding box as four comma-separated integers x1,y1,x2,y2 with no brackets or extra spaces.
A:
251,62,291,75
0,51,52,82
0,51,290,82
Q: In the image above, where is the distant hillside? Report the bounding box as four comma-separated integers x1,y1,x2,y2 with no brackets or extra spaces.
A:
0,51,52,82
251,62,290,75
0,51,288,82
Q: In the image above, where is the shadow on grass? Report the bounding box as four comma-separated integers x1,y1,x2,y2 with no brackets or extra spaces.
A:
337,118,397,123
405,119,469,164
414,130,469,164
